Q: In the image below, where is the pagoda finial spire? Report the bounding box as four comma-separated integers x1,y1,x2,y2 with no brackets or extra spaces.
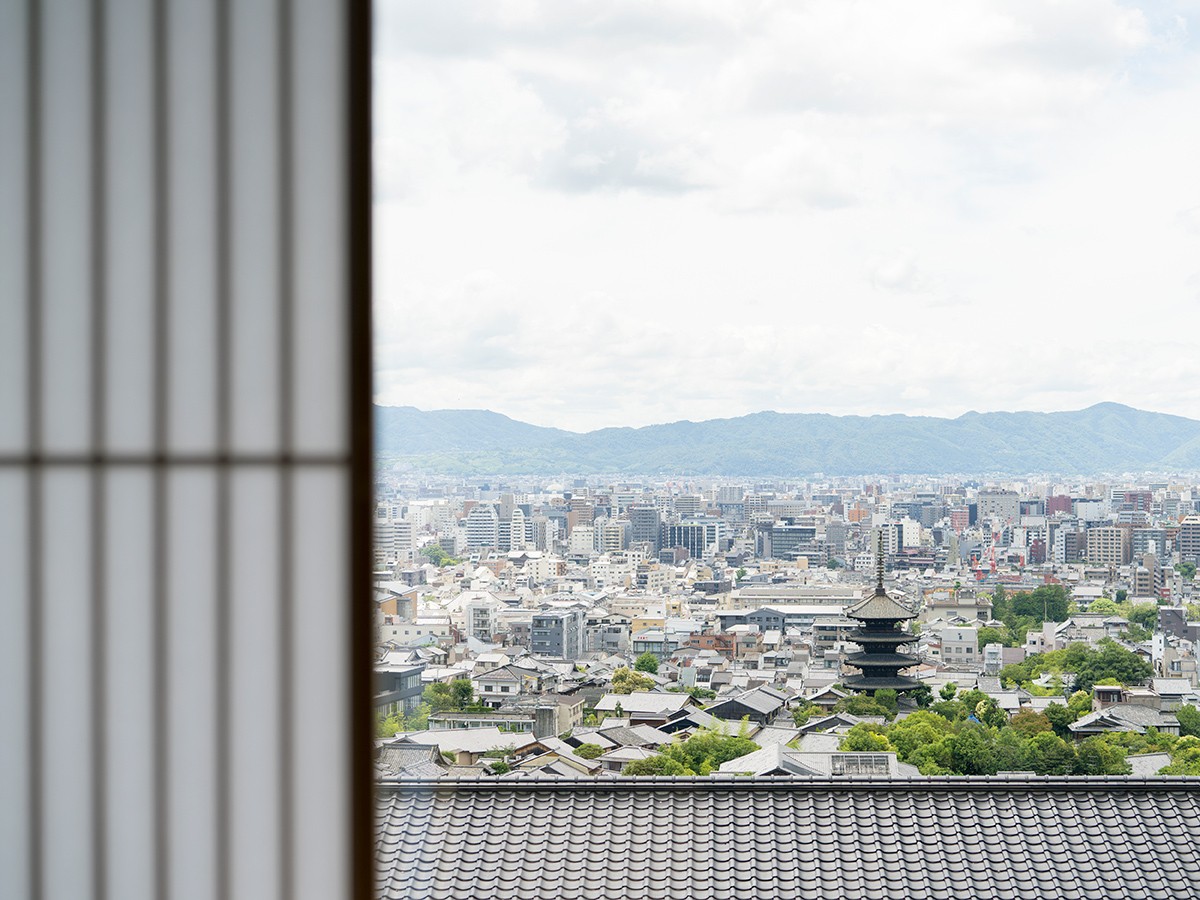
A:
875,529,885,594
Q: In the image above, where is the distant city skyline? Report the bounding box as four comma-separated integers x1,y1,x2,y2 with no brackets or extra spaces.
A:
374,1,1200,432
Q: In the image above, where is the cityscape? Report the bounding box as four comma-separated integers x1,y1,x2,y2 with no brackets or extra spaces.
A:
372,457,1200,782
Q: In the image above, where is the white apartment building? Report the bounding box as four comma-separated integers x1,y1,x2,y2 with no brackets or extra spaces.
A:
465,503,500,548
569,524,596,555
940,626,979,667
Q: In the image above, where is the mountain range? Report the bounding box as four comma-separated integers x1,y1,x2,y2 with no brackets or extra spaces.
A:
374,402,1200,476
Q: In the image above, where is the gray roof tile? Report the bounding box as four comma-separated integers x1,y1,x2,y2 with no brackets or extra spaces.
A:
376,777,1200,900
379,777,1200,897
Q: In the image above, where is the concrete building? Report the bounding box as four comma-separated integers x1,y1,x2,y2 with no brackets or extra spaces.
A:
465,503,500,548
464,597,503,642
531,607,587,659
977,490,1020,524
629,505,663,552
1178,516,1200,565
568,524,596,555
940,626,979,668
596,517,632,553
1131,527,1167,559
769,523,817,560
662,520,724,560
1086,526,1131,566
375,656,427,716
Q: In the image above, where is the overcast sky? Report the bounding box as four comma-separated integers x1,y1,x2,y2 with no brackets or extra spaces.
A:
373,0,1200,432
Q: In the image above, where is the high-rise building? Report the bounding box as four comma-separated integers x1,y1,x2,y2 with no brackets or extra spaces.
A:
1046,495,1073,516
628,505,662,551
1086,525,1131,566
508,508,527,551
1178,516,1200,565
977,490,1020,524
465,503,500,548
662,520,724,560
673,494,704,517
1131,527,1166,559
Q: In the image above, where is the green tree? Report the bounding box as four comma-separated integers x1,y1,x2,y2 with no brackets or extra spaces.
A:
909,683,933,709
1160,736,1200,775
575,743,604,760
835,694,894,720
991,727,1031,772
622,755,688,776
1009,709,1052,737
1176,705,1200,738
1088,597,1120,616
939,683,958,701
736,567,747,581
1011,585,1070,623
945,724,998,775
449,678,475,710
611,667,655,694
1043,703,1074,739
957,689,989,712
665,722,759,774
1076,640,1153,692
973,697,1008,729
792,702,820,727
1122,623,1152,642
423,682,456,712
1025,731,1078,775
1075,736,1132,775
885,711,951,760
1127,603,1159,629
908,740,953,775
634,652,660,675
376,712,403,739
488,761,511,775
1067,690,1093,719
420,544,462,567
977,625,1011,650
1010,641,1153,694
840,724,896,753
991,584,1008,617
874,689,899,716
624,723,759,776
375,700,431,738
929,700,967,722
1115,589,1128,604
1176,562,1196,580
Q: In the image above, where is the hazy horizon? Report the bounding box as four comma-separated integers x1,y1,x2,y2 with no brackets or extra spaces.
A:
374,399,1192,435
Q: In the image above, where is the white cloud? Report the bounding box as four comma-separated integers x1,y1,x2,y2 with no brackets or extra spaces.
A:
373,0,1200,430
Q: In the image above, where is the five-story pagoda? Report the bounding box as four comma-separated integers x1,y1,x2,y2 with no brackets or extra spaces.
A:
843,534,920,695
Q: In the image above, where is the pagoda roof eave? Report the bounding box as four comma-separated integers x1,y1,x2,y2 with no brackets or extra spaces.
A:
846,589,917,622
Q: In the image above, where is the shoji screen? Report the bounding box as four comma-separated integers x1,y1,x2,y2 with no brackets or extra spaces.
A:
0,1,374,898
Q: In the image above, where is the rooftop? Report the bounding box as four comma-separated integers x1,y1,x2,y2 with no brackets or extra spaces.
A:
376,776,1200,900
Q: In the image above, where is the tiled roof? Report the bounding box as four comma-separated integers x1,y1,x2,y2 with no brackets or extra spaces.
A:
846,587,917,622
594,692,693,714
376,745,449,779
597,725,673,748
1070,705,1179,733
753,725,802,747
375,776,1200,900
